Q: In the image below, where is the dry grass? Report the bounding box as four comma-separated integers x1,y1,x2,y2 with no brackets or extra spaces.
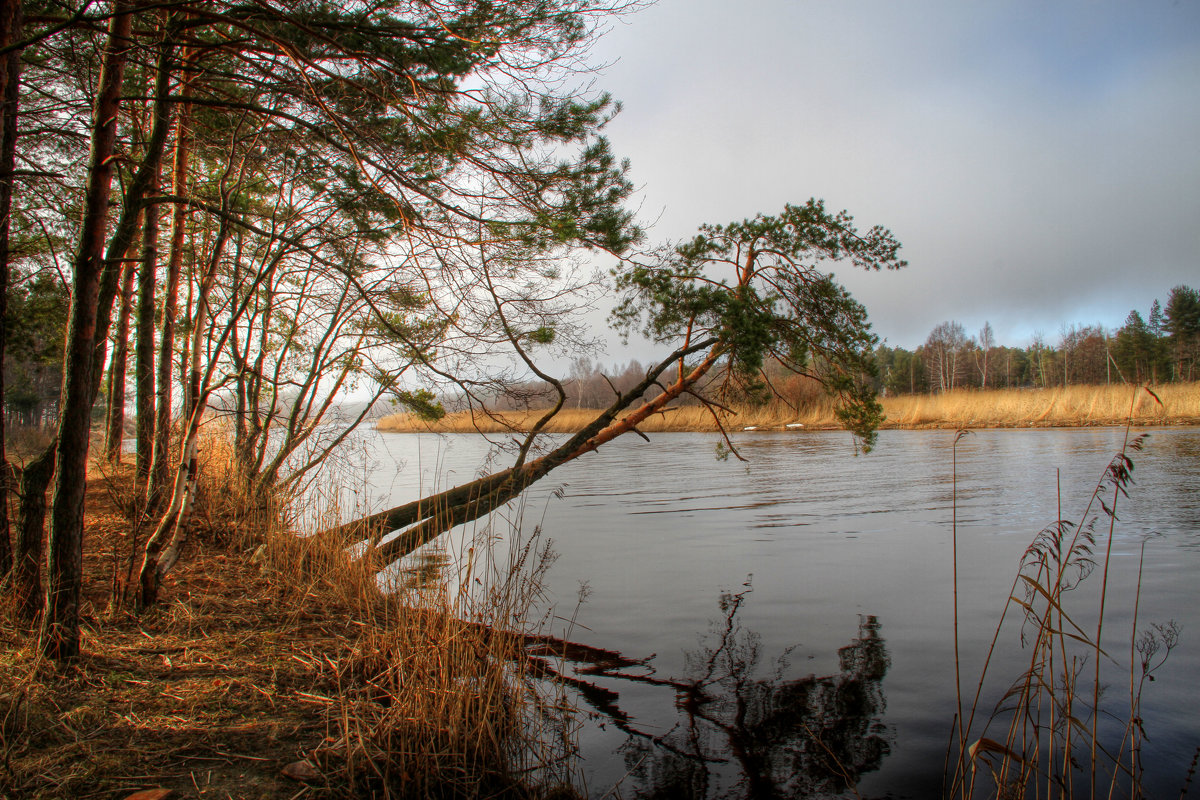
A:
377,383,1200,435
298,490,581,800
948,430,1182,798
881,382,1199,429
0,474,361,799
1,438,582,800
376,400,846,435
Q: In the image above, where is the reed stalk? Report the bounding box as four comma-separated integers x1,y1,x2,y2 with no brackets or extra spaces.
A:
948,386,1181,800
953,429,970,774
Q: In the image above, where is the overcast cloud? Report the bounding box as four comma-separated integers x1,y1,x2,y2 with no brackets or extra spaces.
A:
586,0,1200,350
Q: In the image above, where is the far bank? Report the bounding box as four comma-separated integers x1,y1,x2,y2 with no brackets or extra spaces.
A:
377,383,1200,434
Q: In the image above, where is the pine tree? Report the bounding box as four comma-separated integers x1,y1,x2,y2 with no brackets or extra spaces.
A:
1163,285,1200,381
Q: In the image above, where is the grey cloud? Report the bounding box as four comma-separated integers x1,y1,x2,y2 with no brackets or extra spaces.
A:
590,0,1200,350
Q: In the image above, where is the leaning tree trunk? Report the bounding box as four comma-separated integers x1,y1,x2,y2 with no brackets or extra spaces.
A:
317,341,722,570
43,0,133,659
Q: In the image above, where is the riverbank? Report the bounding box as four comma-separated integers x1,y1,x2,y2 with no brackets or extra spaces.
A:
377,383,1200,434
0,465,580,799
0,477,343,798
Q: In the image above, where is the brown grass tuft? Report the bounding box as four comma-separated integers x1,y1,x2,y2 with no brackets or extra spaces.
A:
1,431,582,799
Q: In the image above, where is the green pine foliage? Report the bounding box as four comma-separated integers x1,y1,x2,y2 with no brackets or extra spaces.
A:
4,271,68,426
1164,285,1200,381
613,200,906,449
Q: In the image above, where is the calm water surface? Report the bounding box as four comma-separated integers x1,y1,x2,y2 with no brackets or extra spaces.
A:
344,427,1200,798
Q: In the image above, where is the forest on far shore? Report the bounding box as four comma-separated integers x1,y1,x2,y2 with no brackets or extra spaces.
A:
876,285,1199,395
453,284,1200,413
5,264,1197,424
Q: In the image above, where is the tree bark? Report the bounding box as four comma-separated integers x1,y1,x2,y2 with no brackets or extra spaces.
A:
150,72,191,503
138,422,196,607
134,161,159,499
318,339,721,569
12,10,171,628
43,0,133,660
0,0,21,579
104,252,138,462
13,441,53,621
90,22,175,402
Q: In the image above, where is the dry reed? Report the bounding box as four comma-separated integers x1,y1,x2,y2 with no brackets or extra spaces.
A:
211,433,585,798
883,383,1199,429
377,383,1200,435
948,399,1182,799
298,488,582,799
1,429,583,799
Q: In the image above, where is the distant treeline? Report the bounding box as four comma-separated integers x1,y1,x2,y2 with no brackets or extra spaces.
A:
881,284,1199,395
8,282,1198,427
477,284,1200,412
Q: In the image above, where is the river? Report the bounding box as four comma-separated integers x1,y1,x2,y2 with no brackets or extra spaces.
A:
329,426,1200,798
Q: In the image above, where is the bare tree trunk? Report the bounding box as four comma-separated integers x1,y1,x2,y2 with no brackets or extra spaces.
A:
179,264,194,418
0,0,21,579
43,0,133,659
139,213,229,607
150,82,191,503
134,162,159,501
138,411,199,607
978,323,993,391
137,325,206,609
13,441,53,620
104,254,138,462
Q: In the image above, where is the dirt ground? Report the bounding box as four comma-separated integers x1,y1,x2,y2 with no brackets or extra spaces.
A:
1,477,358,800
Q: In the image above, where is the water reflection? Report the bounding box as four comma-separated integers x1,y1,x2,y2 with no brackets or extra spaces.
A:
534,586,892,799
385,550,450,590
358,428,1200,797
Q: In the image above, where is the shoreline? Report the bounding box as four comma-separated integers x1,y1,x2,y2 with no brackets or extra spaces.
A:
377,383,1200,435
0,468,580,799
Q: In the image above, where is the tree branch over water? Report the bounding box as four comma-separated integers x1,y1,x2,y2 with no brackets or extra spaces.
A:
322,200,905,569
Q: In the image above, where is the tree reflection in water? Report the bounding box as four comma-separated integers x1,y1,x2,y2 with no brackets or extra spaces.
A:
591,587,891,799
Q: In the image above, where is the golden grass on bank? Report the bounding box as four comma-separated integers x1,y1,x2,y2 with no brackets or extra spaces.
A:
202,437,584,799
377,383,1200,435
1,432,583,800
298,482,581,799
883,382,1199,429
376,398,847,435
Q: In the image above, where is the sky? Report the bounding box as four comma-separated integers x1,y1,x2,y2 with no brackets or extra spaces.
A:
580,0,1200,352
